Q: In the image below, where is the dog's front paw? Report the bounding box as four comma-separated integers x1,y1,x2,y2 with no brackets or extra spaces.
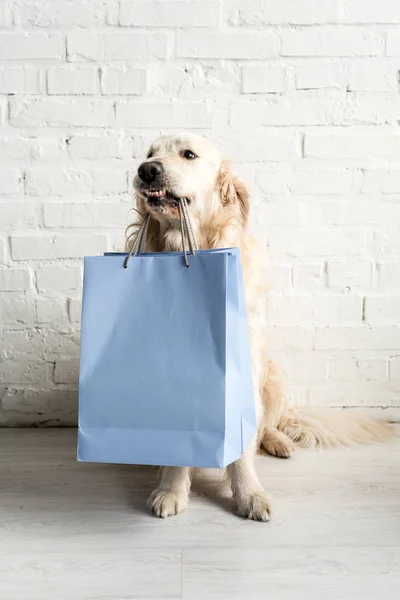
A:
236,492,272,522
147,488,189,518
262,429,294,459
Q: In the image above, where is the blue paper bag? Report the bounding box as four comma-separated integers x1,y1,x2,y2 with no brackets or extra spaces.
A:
78,247,256,468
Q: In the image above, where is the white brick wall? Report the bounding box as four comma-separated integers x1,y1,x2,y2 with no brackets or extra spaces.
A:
0,0,399,425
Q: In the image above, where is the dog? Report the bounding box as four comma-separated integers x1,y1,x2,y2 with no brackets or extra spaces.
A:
127,132,395,521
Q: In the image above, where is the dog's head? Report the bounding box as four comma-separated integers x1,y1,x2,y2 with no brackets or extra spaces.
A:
133,133,250,240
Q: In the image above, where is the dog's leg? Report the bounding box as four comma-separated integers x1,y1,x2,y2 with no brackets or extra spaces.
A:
260,360,294,459
228,437,272,522
226,346,272,521
147,467,191,518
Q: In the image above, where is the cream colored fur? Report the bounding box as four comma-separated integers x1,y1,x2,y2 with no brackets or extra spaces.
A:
127,133,395,521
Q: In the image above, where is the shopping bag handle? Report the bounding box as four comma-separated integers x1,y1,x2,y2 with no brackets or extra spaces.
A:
124,197,198,269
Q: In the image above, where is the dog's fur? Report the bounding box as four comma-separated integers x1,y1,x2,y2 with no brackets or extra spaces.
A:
127,133,395,521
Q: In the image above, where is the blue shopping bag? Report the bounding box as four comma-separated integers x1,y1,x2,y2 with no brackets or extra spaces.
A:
78,206,256,468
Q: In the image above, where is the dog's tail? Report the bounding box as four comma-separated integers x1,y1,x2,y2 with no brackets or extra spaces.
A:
278,407,396,449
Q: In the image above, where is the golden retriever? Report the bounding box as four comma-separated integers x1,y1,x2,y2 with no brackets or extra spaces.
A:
127,133,394,521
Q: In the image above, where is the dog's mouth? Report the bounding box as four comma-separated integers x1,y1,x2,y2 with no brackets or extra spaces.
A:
139,188,189,207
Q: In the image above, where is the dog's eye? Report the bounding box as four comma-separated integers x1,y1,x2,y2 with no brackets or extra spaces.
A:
182,150,197,160
147,151,153,159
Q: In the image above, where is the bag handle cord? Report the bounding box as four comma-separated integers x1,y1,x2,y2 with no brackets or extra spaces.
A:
123,197,198,269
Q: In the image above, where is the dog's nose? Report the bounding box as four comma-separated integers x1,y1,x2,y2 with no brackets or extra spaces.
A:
138,161,164,184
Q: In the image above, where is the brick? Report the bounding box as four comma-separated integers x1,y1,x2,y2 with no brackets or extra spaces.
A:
337,92,400,126
36,266,81,292
43,202,129,228
386,31,400,56
256,167,289,195
242,65,286,93
327,261,373,287
68,297,82,323
101,67,146,95
231,95,337,127
0,269,31,291
10,234,108,260
47,67,98,95
0,361,50,385
67,134,133,160
289,168,354,195
356,359,388,381
0,1,8,26
11,0,108,27
308,384,398,407
291,356,329,383
286,388,308,405
68,32,169,61
364,297,400,324
302,92,400,126
36,298,68,325
54,360,79,384
343,202,400,227
119,1,218,26
258,167,354,195
32,138,67,161
269,228,365,258
0,296,36,326
36,265,82,292
328,358,356,382
269,296,362,326
304,133,400,159
281,27,384,57
295,64,343,89
315,327,400,350
389,358,400,379
293,263,326,290
233,165,257,190
374,230,400,256
270,263,291,290
0,136,66,161
217,132,300,162
261,201,300,226
268,326,315,351
10,98,115,128
0,97,5,124
378,263,400,289
362,169,400,194
177,32,278,59
0,239,6,265
347,61,397,91
0,169,22,194
299,202,342,227
0,33,64,60
147,62,240,97
109,230,127,253
116,101,211,128
0,203,37,229
227,0,340,25
0,68,40,94
342,0,400,24
26,169,127,196
2,329,80,360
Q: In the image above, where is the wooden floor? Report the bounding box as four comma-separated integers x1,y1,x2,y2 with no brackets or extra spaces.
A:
0,429,399,600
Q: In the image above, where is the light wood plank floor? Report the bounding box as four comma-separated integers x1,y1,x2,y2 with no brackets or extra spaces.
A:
0,429,399,600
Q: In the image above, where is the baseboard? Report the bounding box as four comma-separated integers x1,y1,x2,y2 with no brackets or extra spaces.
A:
324,406,400,423
0,406,399,427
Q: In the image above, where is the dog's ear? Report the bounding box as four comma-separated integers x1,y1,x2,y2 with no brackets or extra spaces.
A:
216,160,250,228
